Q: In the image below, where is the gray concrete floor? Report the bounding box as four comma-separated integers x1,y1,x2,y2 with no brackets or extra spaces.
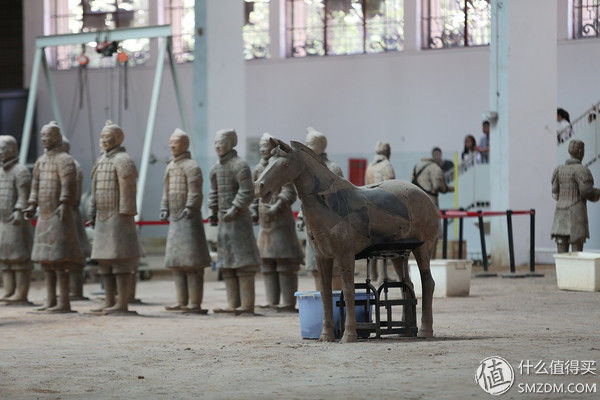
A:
0,264,598,399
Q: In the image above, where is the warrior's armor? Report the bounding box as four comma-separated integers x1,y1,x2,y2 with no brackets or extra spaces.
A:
0,157,33,266
366,154,395,185
161,151,211,269
90,146,140,262
209,149,260,270
29,148,83,263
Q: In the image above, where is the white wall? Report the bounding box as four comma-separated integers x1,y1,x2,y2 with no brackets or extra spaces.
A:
21,0,600,240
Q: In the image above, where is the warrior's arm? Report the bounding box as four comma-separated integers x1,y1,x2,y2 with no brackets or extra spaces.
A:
232,164,254,210
160,167,169,212
27,161,40,207
74,164,83,208
58,157,77,206
551,169,559,201
15,166,31,211
116,157,138,216
250,167,260,218
185,164,203,209
88,164,98,221
208,165,218,215
577,168,600,202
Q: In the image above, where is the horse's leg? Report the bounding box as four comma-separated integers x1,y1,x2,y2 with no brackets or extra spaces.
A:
339,254,357,343
413,243,435,338
317,257,335,342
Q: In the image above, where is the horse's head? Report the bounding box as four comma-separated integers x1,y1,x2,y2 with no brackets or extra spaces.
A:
255,138,302,202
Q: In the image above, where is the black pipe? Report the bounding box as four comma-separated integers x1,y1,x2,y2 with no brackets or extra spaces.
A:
530,209,535,272
478,212,488,271
442,210,448,259
507,210,515,273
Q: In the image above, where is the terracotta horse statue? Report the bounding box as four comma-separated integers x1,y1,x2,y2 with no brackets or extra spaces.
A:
255,138,439,342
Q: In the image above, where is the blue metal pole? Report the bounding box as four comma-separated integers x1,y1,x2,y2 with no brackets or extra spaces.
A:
136,37,168,217
19,47,43,164
41,50,64,134
166,39,190,143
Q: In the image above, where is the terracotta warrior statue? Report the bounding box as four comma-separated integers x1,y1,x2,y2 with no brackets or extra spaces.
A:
209,129,260,314
551,140,600,252
297,127,343,291
89,121,141,314
160,129,211,313
251,133,303,311
0,135,33,305
365,141,395,282
60,137,92,300
24,122,83,312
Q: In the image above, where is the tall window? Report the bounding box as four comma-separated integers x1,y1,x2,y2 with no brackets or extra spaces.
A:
243,0,271,60
422,0,490,49
285,0,404,58
161,0,195,62
573,1,600,39
46,0,150,69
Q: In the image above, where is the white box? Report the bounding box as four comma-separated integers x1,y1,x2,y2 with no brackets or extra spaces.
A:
408,259,472,298
553,252,600,292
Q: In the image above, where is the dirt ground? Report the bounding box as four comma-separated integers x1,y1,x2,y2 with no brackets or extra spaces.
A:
1,264,599,400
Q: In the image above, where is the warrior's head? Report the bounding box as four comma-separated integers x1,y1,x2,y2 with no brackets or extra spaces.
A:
568,139,585,161
214,129,237,157
375,141,391,159
59,135,71,154
40,121,62,151
259,132,275,160
100,121,124,153
305,127,327,155
169,128,190,157
0,135,18,162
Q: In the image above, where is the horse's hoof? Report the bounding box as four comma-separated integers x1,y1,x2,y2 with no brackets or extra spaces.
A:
318,331,335,342
418,329,434,338
340,332,358,343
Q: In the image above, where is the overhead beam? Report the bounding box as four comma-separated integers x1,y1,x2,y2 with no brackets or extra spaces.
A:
35,25,173,48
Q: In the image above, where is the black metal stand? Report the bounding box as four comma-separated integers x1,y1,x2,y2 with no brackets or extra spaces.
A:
474,211,497,277
337,240,421,339
502,210,526,278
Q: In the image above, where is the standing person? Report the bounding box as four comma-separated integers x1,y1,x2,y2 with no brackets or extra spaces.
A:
251,133,303,311
365,141,395,283
209,129,261,315
24,122,83,313
88,121,141,315
297,127,343,292
461,135,477,162
411,149,454,258
160,129,212,313
551,140,600,252
432,147,454,173
0,135,33,305
557,108,573,144
478,121,490,163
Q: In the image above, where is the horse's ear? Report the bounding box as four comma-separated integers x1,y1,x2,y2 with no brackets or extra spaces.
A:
269,137,278,149
276,139,293,153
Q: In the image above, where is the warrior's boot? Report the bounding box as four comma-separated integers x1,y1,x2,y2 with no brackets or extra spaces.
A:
7,270,32,304
261,269,280,309
104,273,133,314
166,271,188,311
213,270,240,313
1,270,15,300
572,239,584,252
187,270,208,314
48,269,72,313
235,272,256,315
277,271,298,312
69,269,87,300
37,269,57,311
90,274,116,312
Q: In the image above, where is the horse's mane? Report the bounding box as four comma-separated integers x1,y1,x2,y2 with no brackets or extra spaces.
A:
289,141,328,168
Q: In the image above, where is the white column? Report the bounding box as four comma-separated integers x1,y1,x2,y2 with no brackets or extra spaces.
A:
557,0,570,41
403,0,419,51
489,0,557,267
270,0,285,58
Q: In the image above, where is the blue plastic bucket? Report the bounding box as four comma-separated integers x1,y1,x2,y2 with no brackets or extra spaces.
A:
295,290,374,339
